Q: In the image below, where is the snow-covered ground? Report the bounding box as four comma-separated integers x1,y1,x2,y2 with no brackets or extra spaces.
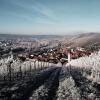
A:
0,57,56,77
66,51,100,70
56,66,81,99
55,51,100,99
0,51,100,99
66,51,100,83
29,68,61,100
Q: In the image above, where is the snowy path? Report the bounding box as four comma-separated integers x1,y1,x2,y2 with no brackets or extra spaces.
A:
56,67,81,100
0,67,58,100
0,66,100,100
29,67,61,100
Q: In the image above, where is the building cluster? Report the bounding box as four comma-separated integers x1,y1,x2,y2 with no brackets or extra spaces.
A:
0,37,94,66
28,46,92,65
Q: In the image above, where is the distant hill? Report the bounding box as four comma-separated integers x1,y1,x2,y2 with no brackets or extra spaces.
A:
0,34,62,40
63,33,100,47
0,33,100,48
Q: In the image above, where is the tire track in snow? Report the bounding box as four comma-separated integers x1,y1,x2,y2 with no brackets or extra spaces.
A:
56,67,81,100
0,67,57,100
29,67,61,100
70,67,100,99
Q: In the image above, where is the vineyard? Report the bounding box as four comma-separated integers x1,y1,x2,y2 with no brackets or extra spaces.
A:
0,51,100,100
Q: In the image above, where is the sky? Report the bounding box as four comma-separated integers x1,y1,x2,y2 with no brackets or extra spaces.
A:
0,0,100,35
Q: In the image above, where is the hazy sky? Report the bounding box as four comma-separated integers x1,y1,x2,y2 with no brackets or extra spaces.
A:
0,0,100,35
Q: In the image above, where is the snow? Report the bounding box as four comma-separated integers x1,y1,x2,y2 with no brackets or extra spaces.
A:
0,51,100,99
66,51,100,70
66,51,100,83
56,51,100,99
56,67,81,100
0,58,55,77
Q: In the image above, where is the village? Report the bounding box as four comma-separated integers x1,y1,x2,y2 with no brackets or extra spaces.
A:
0,42,93,70
0,34,98,67
21,44,92,65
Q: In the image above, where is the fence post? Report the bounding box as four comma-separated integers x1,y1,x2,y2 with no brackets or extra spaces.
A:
34,61,36,71
19,63,22,78
30,61,32,76
48,62,49,67
4,76,6,81
46,62,48,69
24,65,26,77
37,61,39,70
40,62,42,69
8,64,12,82
43,62,44,68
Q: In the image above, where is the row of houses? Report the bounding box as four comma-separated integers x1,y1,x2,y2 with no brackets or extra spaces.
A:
27,46,92,65
6,40,93,66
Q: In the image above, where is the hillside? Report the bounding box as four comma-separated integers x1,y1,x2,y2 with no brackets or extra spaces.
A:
0,33,100,48
63,33,100,47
